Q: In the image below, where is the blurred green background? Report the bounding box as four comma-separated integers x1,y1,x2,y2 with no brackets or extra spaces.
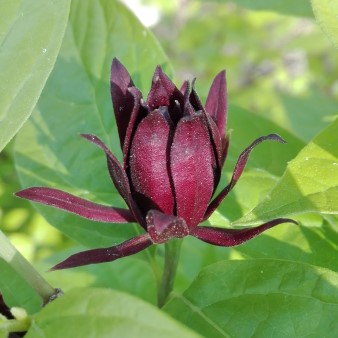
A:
1,0,337,268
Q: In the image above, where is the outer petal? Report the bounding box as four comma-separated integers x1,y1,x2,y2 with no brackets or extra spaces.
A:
129,109,175,215
122,87,147,168
204,134,286,220
50,234,152,270
111,58,137,147
81,134,146,229
146,210,189,244
205,70,227,140
15,187,135,223
191,218,297,246
170,113,215,227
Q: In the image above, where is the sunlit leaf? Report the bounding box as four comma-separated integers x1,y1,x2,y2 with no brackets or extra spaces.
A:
0,0,70,151
164,259,338,338
236,117,338,225
312,0,338,49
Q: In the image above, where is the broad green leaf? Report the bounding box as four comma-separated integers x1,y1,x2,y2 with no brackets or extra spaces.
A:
207,0,313,17
232,220,338,272
0,0,70,152
164,259,338,338
312,0,338,49
25,288,202,338
176,220,338,293
14,0,171,247
236,117,338,225
0,259,41,314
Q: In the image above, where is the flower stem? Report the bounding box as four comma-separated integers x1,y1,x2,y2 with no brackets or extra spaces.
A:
0,231,58,305
157,239,182,308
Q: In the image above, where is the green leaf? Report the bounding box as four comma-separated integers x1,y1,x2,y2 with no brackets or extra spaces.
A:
210,0,313,17
0,0,70,152
25,288,202,338
0,259,41,314
312,0,338,49
236,117,338,225
41,249,158,304
164,259,338,338
14,0,171,247
226,105,304,177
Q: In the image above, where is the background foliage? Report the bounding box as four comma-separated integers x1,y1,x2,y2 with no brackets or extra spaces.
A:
0,0,337,337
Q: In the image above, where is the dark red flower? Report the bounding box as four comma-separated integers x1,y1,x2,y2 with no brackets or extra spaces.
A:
16,58,296,270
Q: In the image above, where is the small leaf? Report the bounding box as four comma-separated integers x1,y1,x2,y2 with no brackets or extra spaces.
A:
236,117,338,225
25,288,202,338
0,0,70,151
164,259,338,338
312,0,338,49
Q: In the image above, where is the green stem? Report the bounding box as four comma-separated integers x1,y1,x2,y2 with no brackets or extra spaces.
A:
157,239,182,308
1,317,31,334
0,231,58,305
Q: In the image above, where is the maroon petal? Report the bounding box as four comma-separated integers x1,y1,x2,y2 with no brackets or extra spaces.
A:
170,113,215,227
147,66,183,110
146,210,189,244
189,79,204,111
204,134,286,220
15,187,135,223
111,58,137,147
180,80,189,94
50,234,152,270
81,134,146,229
129,109,175,215
205,70,227,139
221,134,230,168
122,87,147,168
191,218,297,246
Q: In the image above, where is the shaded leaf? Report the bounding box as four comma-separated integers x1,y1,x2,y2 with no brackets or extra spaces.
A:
0,259,41,314
25,288,202,338
164,259,338,338
0,0,70,151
